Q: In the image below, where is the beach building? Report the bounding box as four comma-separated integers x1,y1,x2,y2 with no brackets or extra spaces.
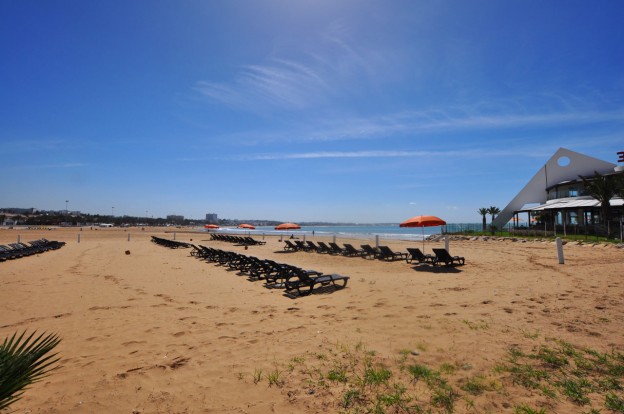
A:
493,148,624,236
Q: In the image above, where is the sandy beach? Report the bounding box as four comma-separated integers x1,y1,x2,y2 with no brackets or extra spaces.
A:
1,227,622,413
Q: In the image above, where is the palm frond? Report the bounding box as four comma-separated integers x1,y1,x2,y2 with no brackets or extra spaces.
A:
0,330,62,410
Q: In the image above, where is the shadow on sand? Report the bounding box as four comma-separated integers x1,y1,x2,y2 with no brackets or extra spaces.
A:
410,264,462,274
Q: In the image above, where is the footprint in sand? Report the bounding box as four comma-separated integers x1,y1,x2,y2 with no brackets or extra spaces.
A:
122,340,147,346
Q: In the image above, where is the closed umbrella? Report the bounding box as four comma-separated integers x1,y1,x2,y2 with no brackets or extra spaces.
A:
275,222,301,230
399,215,446,252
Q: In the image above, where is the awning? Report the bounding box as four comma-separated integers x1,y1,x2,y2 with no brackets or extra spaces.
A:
519,198,623,212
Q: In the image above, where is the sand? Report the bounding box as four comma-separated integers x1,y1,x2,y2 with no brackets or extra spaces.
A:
1,227,622,413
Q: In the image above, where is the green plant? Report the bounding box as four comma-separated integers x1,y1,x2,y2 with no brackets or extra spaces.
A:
557,377,592,405
605,392,624,412
431,385,457,412
514,404,547,414
364,365,392,386
461,375,488,396
252,368,263,384
0,331,61,410
267,366,284,387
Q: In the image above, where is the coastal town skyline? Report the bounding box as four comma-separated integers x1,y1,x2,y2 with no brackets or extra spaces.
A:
2,1,623,222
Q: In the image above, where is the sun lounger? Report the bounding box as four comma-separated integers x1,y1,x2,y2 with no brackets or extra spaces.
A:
343,243,367,257
283,240,298,251
328,242,346,255
432,248,465,266
294,240,309,251
316,241,332,254
360,244,380,259
406,247,435,264
285,269,349,296
306,241,320,252
377,245,408,261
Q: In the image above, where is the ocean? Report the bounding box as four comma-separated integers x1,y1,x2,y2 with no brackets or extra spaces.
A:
202,223,482,242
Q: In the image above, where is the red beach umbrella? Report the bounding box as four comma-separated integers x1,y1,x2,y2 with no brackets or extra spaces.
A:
238,223,255,229
204,224,219,229
275,222,301,230
399,215,446,252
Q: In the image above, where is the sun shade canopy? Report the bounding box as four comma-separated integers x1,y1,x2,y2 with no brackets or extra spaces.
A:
275,222,301,230
399,215,446,228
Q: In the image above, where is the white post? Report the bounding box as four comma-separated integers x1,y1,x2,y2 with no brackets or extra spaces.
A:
375,235,379,248
333,235,336,244
173,232,176,240
445,234,449,253
128,233,131,242
17,235,21,243
77,234,81,243
556,237,564,264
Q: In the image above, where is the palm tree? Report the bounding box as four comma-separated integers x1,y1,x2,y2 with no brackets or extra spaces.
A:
487,206,500,223
0,331,61,410
478,208,488,232
580,171,619,235
487,206,501,235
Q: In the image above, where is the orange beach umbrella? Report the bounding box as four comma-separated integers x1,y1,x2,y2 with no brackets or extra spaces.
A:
399,215,446,251
275,222,301,230
204,224,219,229
238,223,255,229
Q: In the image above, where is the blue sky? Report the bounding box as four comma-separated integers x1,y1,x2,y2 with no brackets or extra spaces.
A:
2,1,623,223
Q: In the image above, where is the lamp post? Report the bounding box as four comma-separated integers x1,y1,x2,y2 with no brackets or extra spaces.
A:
112,206,115,217
65,200,69,215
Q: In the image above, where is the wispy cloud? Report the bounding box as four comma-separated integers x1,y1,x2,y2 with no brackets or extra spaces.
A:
240,148,542,161
195,58,331,110
215,105,624,147
3,163,88,171
193,21,390,112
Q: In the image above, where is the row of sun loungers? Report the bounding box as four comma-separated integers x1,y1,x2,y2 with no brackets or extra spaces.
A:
0,238,66,261
151,236,192,249
190,245,349,297
209,234,266,246
283,240,465,266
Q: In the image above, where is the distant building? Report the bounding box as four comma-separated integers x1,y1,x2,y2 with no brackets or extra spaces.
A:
205,213,218,224
1,207,37,214
166,215,184,223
